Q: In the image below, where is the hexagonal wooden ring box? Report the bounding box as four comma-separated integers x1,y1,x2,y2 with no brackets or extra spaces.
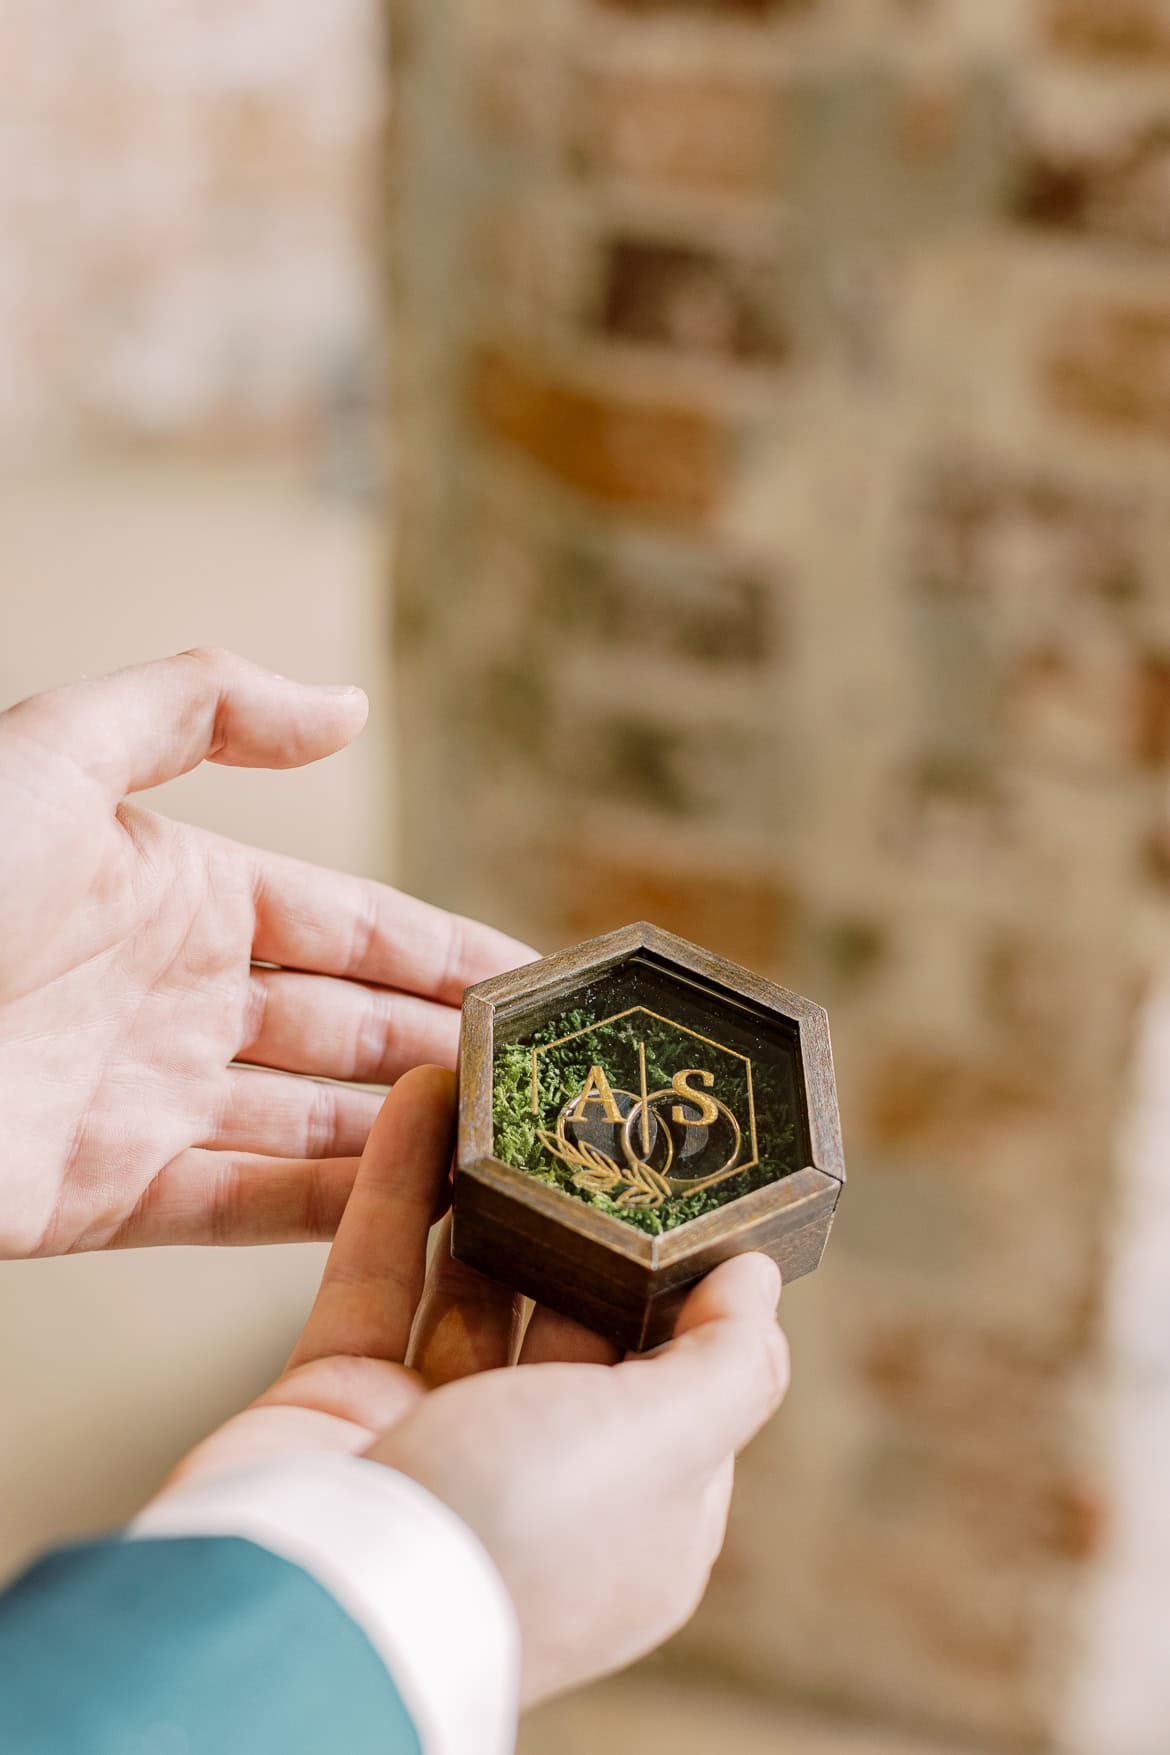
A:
453,921,844,1353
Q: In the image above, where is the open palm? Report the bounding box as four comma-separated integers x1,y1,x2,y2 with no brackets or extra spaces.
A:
0,649,530,1258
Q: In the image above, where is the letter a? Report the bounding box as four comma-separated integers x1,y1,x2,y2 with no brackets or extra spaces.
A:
569,1064,623,1125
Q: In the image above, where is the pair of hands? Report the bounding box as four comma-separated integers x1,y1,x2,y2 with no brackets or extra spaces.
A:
0,649,790,1704
168,1066,789,1704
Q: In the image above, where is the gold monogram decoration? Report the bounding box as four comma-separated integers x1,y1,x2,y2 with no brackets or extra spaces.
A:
532,1008,757,1214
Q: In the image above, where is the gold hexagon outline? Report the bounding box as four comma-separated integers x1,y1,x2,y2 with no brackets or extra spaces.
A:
530,1004,759,1174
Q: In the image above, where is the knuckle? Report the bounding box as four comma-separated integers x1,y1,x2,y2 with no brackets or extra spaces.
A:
173,649,238,758
178,645,236,674
352,987,395,1081
441,913,467,996
306,1082,338,1158
211,1156,243,1247
240,970,271,1053
303,1161,330,1240
348,889,381,979
743,1316,790,1415
323,1353,377,1397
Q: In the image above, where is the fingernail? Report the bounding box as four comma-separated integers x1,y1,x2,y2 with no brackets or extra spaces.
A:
317,683,365,699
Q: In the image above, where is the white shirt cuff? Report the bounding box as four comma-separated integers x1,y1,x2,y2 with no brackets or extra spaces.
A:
130,1452,520,1755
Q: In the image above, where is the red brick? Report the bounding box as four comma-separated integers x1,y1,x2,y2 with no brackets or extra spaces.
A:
467,344,727,521
467,38,560,153
467,206,582,316
862,1325,1079,1426
1015,118,1170,246
599,235,790,362
596,0,807,13
863,1045,1062,1157
894,82,967,168
547,852,797,971
915,460,1142,605
1047,0,1170,62
1133,652,1170,766
1046,303,1170,443
468,659,773,828
859,1325,1107,1562
1000,646,1135,776
572,69,783,196
1142,819,1170,888
0,8,379,449
551,543,782,669
583,715,752,818
982,934,1093,1044
891,756,1014,867
818,917,888,988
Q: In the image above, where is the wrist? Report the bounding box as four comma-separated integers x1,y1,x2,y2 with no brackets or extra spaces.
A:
134,1451,520,1755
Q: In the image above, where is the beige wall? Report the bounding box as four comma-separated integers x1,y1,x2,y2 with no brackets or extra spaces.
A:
0,0,382,451
0,0,389,1578
0,456,389,1577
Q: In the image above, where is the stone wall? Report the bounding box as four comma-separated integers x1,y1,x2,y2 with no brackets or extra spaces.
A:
388,2,1170,1749
0,0,383,450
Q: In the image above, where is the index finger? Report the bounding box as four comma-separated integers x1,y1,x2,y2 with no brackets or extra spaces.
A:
4,647,369,799
250,851,535,1004
609,1255,789,1478
288,1066,457,1369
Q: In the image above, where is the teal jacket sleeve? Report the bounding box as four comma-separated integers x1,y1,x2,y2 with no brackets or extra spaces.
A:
0,1534,422,1755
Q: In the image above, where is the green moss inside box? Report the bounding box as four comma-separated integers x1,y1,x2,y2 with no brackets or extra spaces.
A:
492,994,801,1234
454,923,845,1351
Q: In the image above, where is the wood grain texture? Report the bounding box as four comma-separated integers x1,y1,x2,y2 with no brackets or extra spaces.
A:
453,921,845,1352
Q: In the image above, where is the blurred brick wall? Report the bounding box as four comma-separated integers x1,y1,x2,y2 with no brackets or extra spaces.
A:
389,2,1170,1749
0,0,383,449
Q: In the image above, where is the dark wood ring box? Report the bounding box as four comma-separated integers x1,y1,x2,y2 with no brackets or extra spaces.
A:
453,921,844,1353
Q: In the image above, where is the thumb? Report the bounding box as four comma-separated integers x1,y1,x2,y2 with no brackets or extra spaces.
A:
288,1067,457,1373
609,1255,789,1479
5,647,369,797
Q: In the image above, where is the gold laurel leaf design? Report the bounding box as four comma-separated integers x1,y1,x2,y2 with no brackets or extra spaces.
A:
537,1128,623,1194
536,1126,667,1211
615,1157,672,1211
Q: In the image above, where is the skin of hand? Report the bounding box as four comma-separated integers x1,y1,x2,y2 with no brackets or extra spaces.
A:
162,1066,791,1707
0,649,531,1259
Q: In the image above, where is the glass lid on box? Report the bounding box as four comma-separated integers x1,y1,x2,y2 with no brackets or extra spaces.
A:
491,951,807,1234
